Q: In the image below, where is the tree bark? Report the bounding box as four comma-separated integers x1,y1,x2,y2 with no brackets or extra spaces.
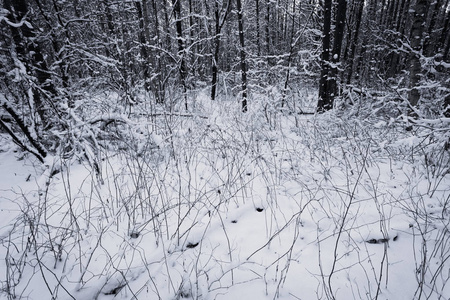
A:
439,11,450,62
236,0,248,112
317,0,332,112
317,0,346,112
135,0,151,91
172,0,189,110
256,0,261,56
265,0,271,60
346,0,363,84
211,0,231,101
423,0,442,56
328,0,347,100
408,0,429,107
150,0,165,103
281,0,298,108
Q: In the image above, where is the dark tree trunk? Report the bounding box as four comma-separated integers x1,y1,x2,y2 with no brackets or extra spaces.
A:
188,0,194,47
317,0,346,112
346,0,363,84
317,0,332,112
281,0,298,108
385,0,409,78
395,0,407,31
408,0,429,107
342,0,355,65
211,2,221,101
163,0,172,53
399,0,411,35
211,0,231,101
256,0,261,56
423,0,442,56
135,0,151,91
439,11,450,61
236,0,248,112
172,0,188,110
150,0,165,103
328,0,347,99
265,0,271,59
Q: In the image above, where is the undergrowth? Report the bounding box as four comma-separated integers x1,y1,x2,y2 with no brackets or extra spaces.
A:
0,90,449,300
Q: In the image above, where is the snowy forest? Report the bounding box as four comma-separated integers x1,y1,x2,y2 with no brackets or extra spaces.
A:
0,0,449,299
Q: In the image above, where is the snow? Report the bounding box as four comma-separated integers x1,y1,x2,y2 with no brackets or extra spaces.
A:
0,92,449,300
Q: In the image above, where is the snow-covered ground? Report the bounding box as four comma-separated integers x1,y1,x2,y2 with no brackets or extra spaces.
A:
0,92,449,299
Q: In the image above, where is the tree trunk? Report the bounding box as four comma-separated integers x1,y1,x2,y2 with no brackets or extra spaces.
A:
317,0,346,112
317,0,332,112
346,0,363,84
423,0,442,56
265,0,271,60
211,0,231,101
399,0,411,35
408,0,429,107
172,0,189,110
395,0,407,31
163,0,172,53
256,0,261,56
342,0,355,65
236,0,248,112
135,0,151,91
328,0,347,99
211,2,221,101
150,0,165,103
439,11,450,62
281,0,298,108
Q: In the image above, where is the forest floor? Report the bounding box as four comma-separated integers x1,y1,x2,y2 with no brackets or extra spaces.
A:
0,90,449,300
